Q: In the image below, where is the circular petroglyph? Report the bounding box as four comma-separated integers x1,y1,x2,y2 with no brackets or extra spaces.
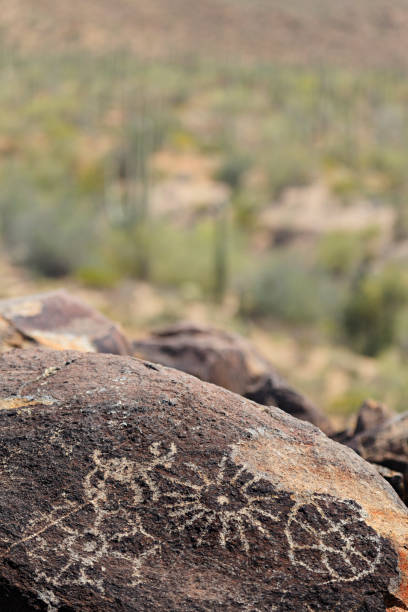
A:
285,494,383,584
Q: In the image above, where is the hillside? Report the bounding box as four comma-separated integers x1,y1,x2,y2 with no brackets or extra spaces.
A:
3,0,408,68
3,1,408,421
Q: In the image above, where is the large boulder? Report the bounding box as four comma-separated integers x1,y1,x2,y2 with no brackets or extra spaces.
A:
0,349,407,611
0,290,130,355
133,323,332,434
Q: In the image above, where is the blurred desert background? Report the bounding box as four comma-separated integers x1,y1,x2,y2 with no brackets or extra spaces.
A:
3,0,408,422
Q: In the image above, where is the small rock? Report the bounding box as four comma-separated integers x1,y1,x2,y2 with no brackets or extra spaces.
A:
346,411,408,504
0,290,130,355
354,399,395,437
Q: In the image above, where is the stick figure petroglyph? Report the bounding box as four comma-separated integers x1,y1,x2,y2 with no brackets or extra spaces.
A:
14,444,176,605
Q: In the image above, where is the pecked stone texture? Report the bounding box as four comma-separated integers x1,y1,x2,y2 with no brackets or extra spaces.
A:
133,322,332,434
0,349,406,611
0,290,130,355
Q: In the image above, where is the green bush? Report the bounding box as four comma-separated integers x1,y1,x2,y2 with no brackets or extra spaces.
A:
215,153,252,191
317,229,378,278
265,147,315,199
150,220,216,295
239,253,341,325
0,168,97,277
342,267,408,356
76,265,120,288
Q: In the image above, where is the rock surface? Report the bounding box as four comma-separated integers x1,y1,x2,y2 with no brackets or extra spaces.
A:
0,348,407,611
345,411,408,502
354,400,395,437
133,323,332,433
375,465,406,504
330,400,408,502
334,400,395,445
0,290,130,355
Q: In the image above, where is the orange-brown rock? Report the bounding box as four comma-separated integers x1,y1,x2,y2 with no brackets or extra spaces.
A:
0,348,406,610
0,290,130,355
133,323,332,433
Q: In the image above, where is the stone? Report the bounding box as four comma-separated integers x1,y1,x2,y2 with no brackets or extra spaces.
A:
332,402,408,504
0,348,406,611
346,411,408,502
133,323,332,433
354,399,394,436
348,412,408,467
374,465,406,504
0,290,130,355
333,399,395,446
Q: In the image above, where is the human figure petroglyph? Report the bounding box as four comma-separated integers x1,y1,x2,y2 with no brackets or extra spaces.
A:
15,444,175,605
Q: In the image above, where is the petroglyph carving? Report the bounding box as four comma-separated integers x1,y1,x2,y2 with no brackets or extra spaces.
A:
12,438,389,609
285,494,382,584
157,454,284,553
15,444,175,607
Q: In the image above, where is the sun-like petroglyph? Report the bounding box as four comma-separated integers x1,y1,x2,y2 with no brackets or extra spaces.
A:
155,453,285,553
285,494,383,584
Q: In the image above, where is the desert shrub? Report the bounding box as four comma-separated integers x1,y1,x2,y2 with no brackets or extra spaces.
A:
239,253,341,325
215,152,252,191
317,228,379,278
366,148,407,193
76,265,120,288
231,192,260,230
342,267,408,356
265,147,315,199
0,156,103,276
151,220,222,296
3,198,95,277
329,171,362,202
